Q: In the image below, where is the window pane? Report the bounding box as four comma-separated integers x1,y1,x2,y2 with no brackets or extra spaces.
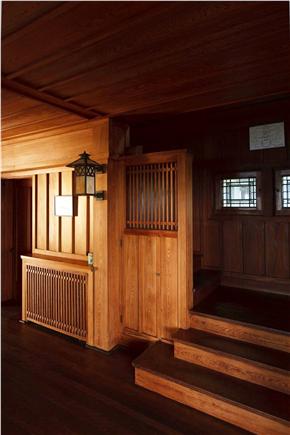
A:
222,177,257,208
282,176,290,208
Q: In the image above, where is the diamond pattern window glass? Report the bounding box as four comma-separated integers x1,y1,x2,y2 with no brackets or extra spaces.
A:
282,175,290,208
222,177,257,208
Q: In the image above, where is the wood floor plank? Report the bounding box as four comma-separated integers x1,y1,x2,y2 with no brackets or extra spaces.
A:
2,306,248,435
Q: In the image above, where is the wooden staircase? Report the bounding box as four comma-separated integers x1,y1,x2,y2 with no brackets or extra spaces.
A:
133,310,290,434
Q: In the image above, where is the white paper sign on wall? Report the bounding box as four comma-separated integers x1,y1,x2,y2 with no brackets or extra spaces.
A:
54,195,74,217
249,122,285,150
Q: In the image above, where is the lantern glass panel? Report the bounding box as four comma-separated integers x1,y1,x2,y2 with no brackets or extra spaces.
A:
86,176,95,195
75,175,86,195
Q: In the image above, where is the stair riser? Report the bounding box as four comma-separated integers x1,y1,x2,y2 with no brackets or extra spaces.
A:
135,368,290,435
174,342,290,395
190,314,290,353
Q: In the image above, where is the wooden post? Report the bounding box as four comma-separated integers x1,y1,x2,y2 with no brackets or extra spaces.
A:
177,151,193,329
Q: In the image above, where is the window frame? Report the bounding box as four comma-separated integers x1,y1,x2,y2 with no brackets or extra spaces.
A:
275,169,290,215
215,171,262,215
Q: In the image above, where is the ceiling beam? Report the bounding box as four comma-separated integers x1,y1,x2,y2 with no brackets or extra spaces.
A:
2,77,106,119
2,2,78,47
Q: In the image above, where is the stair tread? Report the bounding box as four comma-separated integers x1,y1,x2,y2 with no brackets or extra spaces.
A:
173,328,290,371
194,286,290,332
133,342,290,422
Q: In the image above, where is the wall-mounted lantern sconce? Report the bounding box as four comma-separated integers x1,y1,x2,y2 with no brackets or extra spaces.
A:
67,151,106,200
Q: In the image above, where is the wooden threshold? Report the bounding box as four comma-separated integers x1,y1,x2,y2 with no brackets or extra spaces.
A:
190,311,290,353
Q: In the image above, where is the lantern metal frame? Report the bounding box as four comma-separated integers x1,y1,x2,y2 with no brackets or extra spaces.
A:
67,151,106,200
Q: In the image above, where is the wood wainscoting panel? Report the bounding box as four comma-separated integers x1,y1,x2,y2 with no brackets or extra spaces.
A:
243,221,265,276
223,220,243,273
123,235,139,332
202,220,221,269
160,237,178,339
139,236,160,337
266,222,289,279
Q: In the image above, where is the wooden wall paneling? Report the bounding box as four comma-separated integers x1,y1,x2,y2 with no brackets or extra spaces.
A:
160,237,178,339
93,171,109,349
48,172,60,252
265,222,289,278
74,196,88,255
15,179,32,302
60,171,73,254
123,235,139,332
192,167,202,253
202,221,221,269
36,173,48,250
1,180,15,301
177,152,193,326
1,119,110,173
223,220,243,273
139,236,160,337
108,159,125,344
243,221,265,276
32,175,36,250
89,196,94,253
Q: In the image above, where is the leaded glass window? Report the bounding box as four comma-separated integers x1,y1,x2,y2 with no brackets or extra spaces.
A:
222,177,257,208
282,176,290,208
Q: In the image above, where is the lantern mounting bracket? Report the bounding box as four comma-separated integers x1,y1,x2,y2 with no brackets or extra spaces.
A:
95,190,105,200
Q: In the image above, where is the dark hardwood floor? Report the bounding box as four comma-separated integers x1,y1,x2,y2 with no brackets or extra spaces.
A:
2,306,248,435
195,286,290,332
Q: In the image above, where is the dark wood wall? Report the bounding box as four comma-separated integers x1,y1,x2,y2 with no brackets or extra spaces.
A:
130,97,290,291
1,178,32,303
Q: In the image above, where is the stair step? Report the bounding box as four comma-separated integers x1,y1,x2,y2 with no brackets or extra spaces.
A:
133,342,290,435
190,311,290,353
173,329,290,394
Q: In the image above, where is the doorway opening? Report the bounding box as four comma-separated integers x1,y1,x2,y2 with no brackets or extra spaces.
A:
1,178,32,305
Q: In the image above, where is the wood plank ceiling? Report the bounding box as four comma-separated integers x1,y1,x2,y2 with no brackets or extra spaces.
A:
2,1,290,139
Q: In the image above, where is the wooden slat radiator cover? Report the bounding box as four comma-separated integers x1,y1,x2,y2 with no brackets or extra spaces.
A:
22,256,93,341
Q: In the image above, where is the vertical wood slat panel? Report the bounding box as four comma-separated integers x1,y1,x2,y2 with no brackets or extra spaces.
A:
24,262,88,340
37,174,48,250
75,196,87,255
126,162,177,230
61,171,73,253
49,173,60,252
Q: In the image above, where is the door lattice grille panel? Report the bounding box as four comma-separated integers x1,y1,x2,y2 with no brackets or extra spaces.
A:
26,265,87,339
126,162,177,231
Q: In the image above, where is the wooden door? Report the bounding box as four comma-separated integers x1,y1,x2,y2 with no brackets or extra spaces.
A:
160,237,178,339
139,236,160,338
123,235,139,332
121,150,192,340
